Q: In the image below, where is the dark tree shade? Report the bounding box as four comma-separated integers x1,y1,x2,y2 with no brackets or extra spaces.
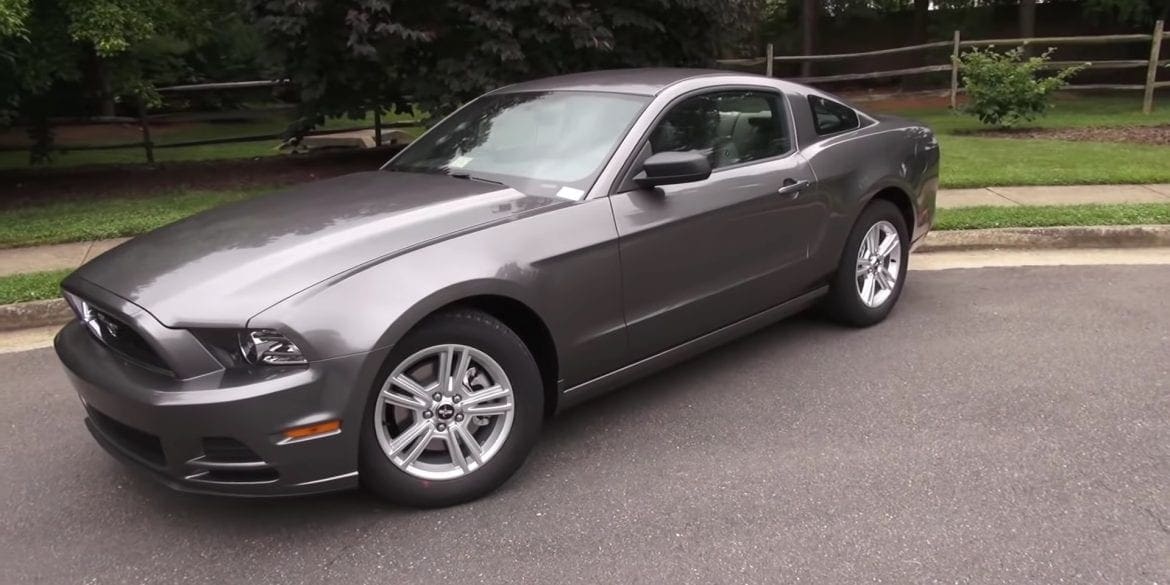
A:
244,0,761,135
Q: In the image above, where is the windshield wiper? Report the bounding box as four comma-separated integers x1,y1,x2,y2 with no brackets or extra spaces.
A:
447,171,505,186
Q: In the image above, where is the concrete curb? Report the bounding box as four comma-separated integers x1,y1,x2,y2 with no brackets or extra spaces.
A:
0,299,71,332
917,225,1170,253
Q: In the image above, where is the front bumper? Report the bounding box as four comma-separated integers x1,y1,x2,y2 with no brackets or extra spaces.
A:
55,319,377,497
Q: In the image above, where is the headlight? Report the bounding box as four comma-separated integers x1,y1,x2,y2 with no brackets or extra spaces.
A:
238,330,307,365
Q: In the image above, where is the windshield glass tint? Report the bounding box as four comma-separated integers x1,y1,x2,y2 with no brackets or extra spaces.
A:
388,91,649,196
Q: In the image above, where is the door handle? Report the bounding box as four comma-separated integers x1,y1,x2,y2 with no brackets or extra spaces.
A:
776,179,810,198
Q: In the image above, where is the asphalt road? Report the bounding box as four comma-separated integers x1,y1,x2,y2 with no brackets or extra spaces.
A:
2,265,1169,584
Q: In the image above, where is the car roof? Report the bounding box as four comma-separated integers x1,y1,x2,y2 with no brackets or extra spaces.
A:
490,68,758,97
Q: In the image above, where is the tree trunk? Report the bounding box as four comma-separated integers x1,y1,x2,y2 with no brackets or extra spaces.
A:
89,50,116,118
912,0,930,72
99,77,115,118
1019,0,1037,56
912,0,930,44
800,0,818,77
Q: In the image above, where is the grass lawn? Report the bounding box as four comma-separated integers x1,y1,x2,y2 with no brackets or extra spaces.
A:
886,94,1170,188
0,189,266,248
0,200,1166,304
3,94,1165,184
0,182,1168,249
934,202,1170,230
0,269,71,305
936,136,1170,188
0,110,422,170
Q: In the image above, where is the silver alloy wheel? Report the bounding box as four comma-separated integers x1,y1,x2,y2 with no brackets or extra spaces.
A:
374,344,515,481
855,220,902,308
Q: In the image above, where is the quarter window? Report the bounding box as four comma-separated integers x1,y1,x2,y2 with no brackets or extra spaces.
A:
648,91,792,170
809,96,860,135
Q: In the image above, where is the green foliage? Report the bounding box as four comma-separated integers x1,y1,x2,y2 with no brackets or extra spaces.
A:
0,0,30,38
959,47,1085,128
1,0,267,162
63,0,162,55
245,0,761,136
1,1,80,129
2,0,175,115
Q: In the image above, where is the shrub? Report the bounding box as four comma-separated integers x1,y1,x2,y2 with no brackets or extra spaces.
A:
958,47,1085,127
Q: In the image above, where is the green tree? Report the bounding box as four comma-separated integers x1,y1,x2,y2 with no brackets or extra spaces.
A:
0,0,30,38
1,0,265,161
245,0,761,138
1082,0,1170,23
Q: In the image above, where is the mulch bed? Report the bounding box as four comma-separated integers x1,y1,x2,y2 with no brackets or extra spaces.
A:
850,92,960,112
0,146,404,209
958,124,1170,146
0,121,204,148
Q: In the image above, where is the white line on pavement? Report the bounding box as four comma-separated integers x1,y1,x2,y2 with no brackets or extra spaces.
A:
911,247,1170,270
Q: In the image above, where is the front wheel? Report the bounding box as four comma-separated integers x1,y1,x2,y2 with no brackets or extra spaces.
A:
359,310,544,508
824,199,910,327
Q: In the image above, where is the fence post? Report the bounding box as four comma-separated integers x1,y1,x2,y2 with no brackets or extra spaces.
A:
950,30,961,110
137,97,155,165
1143,20,1164,114
374,109,383,146
765,43,774,77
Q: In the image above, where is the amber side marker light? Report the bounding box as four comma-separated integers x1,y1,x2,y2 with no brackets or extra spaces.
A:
281,420,341,444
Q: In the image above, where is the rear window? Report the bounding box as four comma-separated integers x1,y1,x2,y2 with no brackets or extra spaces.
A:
808,96,860,135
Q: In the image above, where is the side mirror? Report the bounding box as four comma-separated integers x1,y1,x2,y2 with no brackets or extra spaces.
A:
634,151,711,188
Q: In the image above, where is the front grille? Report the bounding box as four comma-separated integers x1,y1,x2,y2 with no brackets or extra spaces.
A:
77,301,171,373
196,468,280,483
201,437,263,463
86,406,166,467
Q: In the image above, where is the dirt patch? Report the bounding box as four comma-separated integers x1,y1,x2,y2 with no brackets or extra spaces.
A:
1,123,137,147
0,120,229,148
835,89,968,112
960,124,1170,146
0,146,404,209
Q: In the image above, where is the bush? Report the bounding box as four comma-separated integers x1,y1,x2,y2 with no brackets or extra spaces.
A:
959,47,1085,127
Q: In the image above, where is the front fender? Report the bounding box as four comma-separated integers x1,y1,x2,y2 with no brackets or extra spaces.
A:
248,197,627,392
369,278,546,356
249,251,548,362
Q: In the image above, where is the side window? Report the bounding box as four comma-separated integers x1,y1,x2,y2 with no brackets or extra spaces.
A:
808,96,860,135
648,91,792,171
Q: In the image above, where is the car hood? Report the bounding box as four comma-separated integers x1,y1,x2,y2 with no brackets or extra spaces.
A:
69,171,566,327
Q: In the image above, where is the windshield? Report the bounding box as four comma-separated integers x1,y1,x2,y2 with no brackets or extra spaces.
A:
386,91,649,198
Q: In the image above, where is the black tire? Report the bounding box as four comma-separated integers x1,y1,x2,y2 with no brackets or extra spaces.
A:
359,309,544,508
824,199,910,327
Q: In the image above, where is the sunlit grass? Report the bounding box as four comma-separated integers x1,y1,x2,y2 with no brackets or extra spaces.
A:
0,189,268,248
0,269,71,304
886,94,1170,188
935,202,1170,230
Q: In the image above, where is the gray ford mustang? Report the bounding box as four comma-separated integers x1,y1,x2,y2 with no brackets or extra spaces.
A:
55,69,938,507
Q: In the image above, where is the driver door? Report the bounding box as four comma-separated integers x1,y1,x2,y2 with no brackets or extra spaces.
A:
609,89,826,360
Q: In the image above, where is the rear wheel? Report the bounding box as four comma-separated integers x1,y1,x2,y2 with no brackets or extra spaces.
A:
824,199,910,327
359,310,543,508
